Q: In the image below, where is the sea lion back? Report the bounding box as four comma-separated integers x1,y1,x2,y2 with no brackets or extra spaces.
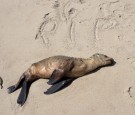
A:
32,56,74,78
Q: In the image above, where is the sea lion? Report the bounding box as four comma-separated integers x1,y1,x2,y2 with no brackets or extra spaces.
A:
7,53,114,106
0,76,3,89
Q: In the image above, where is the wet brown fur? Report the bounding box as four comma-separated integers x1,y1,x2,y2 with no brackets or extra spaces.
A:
25,53,114,82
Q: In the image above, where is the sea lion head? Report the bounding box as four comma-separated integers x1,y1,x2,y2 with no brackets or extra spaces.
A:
91,53,115,66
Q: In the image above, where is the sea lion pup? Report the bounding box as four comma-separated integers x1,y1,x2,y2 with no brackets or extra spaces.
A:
7,53,114,106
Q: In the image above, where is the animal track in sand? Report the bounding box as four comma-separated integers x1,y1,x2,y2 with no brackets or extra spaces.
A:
127,87,135,102
123,86,135,107
127,57,135,69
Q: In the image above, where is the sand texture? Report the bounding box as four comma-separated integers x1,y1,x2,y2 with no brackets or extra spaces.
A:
0,0,135,115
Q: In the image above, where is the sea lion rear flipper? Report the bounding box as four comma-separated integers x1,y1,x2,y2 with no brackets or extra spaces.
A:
7,74,25,94
47,69,64,85
17,80,30,106
8,85,16,93
44,78,73,95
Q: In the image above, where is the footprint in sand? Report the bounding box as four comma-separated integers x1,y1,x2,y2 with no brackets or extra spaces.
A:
127,57,135,69
127,87,135,106
123,86,135,107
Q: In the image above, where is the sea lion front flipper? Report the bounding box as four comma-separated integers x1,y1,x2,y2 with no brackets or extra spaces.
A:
47,69,64,85
17,80,29,106
45,78,73,95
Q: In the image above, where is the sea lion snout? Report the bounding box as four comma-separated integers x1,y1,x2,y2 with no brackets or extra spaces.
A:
105,57,114,65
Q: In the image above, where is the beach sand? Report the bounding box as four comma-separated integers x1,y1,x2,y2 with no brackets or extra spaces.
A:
0,0,135,114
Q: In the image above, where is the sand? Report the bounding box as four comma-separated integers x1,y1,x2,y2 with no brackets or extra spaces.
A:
0,0,135,115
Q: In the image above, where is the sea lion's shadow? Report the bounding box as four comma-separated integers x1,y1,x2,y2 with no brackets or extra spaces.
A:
54,60,116,93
